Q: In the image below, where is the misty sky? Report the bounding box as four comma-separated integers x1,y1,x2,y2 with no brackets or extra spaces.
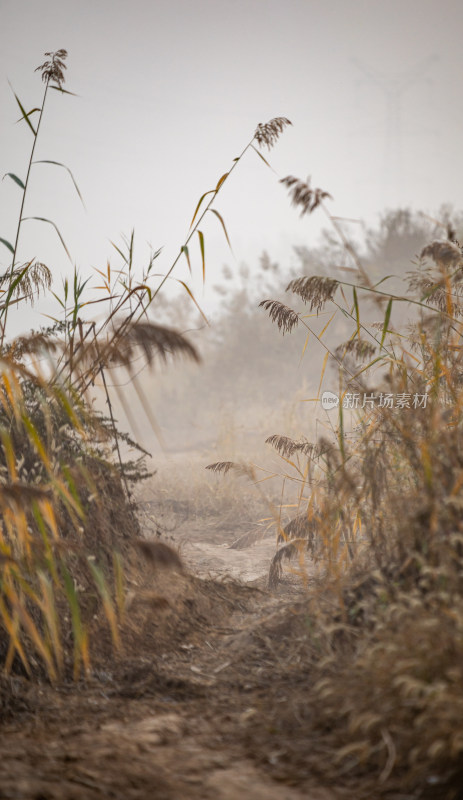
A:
1,0,462,333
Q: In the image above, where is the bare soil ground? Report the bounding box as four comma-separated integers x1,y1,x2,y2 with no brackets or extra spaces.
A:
0,456,343,800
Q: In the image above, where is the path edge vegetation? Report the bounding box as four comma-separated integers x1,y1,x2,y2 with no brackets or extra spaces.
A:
209,173,463,794
0,50,291,682
3,48,463,800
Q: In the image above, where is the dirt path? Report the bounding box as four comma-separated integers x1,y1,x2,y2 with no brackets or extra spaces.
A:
0,481,340,800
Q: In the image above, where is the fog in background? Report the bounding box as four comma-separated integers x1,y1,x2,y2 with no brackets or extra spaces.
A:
1,0,462,455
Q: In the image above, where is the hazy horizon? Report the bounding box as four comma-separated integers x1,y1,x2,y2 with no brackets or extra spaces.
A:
1,0,462,334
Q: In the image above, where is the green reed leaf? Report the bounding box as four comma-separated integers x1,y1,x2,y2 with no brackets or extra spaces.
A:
0,237,14,255
11,89,37,136
189,190,214,231
14,107,40,125
61,562,88,679
181,245,192,274
88,559,120,650
209,209,232,251
3,173,25,190
353,287,360,337
380,299,393,349
33,160,85,207
50,86,78,96
251,145,272,168
197,230,206,282
215,172,229,192
23,216,71,261
176,279,209,325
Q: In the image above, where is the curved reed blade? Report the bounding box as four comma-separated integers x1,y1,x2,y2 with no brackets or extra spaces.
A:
33,160,85,207
23,216,71,261
10,88,37,136
3,173,25,190
0,236,14,255
197,230,206,283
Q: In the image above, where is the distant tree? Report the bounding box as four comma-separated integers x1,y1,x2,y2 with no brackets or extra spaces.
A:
363,206,463,279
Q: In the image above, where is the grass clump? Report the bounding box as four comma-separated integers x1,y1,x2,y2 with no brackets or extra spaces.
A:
0,49,294,685
0,50,196,681
249,174,463,796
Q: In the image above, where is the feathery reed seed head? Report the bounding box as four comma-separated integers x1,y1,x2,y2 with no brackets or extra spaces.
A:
420,239,462,269
286,275,339,312
0,262,53,305
265,434,319,459
280,175,333,216
259,299,299,334
254,117,292,150
336,338,377,362
205,461,254,480
35,49,68,87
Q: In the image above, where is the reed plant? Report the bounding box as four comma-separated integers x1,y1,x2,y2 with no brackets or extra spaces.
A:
255,175,463,796
0,49,292,680
203,128,463,791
